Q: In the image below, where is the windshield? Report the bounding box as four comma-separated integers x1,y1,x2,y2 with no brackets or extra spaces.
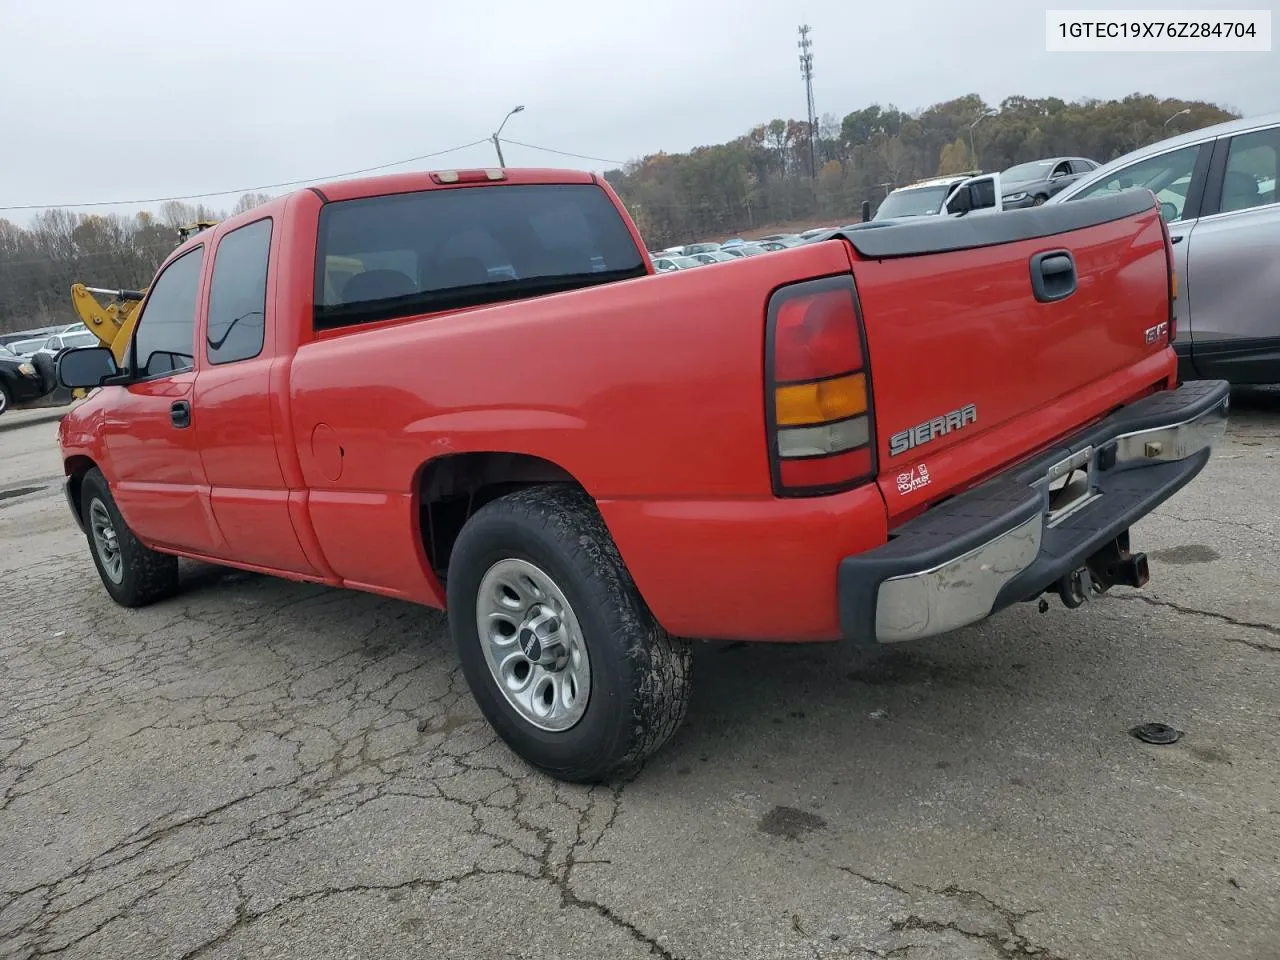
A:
874,186,950,219
1003,160,1055,182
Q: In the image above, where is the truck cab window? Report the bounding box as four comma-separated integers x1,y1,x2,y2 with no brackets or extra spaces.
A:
207,218,273,364
131,246,204,378
313,183,646,330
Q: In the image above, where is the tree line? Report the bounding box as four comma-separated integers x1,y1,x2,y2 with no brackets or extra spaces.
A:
0,93,1237,333
603,92,1237,247
0,194,270,334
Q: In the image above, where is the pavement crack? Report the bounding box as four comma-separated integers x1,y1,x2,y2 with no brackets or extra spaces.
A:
889,914,1066,960
1112,593,1280,652
837,866,914,898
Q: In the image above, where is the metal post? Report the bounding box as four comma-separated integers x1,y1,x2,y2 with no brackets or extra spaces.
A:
798,25,817,180
968,110,996,168
492,105,524,168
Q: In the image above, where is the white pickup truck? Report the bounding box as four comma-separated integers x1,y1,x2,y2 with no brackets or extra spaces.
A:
872,171,1005,221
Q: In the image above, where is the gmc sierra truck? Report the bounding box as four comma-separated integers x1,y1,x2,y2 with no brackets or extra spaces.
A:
55,166,1229,783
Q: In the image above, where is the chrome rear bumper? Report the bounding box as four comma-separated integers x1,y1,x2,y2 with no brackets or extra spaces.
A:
837,380,1230,644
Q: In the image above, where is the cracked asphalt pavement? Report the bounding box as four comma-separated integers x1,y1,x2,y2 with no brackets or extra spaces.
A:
1,393,1278,960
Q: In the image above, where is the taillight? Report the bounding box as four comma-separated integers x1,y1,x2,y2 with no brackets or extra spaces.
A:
765,275,876,497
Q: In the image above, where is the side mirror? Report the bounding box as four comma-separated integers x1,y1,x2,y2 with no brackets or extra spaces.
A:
1159,201,1178,222
58,346,121,390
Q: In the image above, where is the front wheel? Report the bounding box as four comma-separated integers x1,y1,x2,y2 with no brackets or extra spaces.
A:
446,485,693,783
79,468,180,607
0,382,10,416
1032,194,1047,206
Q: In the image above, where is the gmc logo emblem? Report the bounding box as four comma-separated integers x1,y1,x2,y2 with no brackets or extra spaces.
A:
1144,321,1169,345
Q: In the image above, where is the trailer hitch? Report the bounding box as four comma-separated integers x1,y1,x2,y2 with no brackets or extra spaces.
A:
1052,530,1150,609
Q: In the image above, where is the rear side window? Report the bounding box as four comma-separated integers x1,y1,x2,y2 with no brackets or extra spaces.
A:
1220,127,1280,213
313,183,645,330
207,218,272,364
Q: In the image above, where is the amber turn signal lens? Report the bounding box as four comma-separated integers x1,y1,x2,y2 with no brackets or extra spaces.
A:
774,373,867,427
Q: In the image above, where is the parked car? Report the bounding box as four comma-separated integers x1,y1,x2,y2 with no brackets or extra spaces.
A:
56,165,1225,783
1049,110,1280,384
0,327,60,349
1000,157,1100,208
719,243,768,258
0,346,49,415
800,226,837,239
689,250,738,265
721,237,745,247
681,242,721,256
758,236,806,251
872,172,1003,221
651,255,702,272
7,338,47,359
33,327,100,358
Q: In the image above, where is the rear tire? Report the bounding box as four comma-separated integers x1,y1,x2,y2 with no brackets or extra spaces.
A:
446,484,692,783
80,468,180,607
0,382,10,416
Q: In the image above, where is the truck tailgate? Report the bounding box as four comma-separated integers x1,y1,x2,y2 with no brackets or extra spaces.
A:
842,192,1176,518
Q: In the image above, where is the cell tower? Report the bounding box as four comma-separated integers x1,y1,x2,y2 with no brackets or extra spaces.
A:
797,24,817,179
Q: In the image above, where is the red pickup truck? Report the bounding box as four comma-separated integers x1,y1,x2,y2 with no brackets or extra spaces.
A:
56,167,1229,782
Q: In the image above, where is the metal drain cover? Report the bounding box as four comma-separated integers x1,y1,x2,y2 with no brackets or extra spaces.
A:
1130,722,1183,745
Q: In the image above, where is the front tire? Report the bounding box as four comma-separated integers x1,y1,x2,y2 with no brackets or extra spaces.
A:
446,485,692,783
1032,194,1047,206
0,382,10,416
80,468,180,607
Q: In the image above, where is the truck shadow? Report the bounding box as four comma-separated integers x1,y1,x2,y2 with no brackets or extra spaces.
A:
165,559,1185,793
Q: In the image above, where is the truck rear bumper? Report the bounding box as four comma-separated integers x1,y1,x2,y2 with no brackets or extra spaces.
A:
838,379,1230,644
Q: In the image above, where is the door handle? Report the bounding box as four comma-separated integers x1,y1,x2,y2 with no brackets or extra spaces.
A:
1170,235,1184,244
170,400,191,429
1029,249,1077,303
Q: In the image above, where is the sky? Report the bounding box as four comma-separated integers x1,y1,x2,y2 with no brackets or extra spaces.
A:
1,0,1276,223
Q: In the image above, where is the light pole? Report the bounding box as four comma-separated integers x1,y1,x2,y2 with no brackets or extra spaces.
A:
492,105,525,167
968,109,997,168
1164,108,1191,131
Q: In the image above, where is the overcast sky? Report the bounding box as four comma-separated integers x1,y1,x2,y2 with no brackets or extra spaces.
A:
1,0,1276,222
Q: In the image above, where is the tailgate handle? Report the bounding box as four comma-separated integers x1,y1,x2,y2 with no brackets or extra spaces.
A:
1029,250,1077,303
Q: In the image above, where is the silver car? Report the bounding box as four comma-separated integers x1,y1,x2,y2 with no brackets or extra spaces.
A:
651,255,702,273
1049,111,1280,384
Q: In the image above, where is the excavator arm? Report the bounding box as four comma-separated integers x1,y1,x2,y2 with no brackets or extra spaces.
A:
69,285,146,365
